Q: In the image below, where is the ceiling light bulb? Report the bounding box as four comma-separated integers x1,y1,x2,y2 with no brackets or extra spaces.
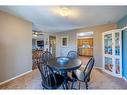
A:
35,32,38,35
32,34,37,37
58,7,70,16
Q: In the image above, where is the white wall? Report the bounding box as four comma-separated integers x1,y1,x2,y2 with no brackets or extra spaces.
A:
0,11,32,83
55,31,77,57
55,23,117,68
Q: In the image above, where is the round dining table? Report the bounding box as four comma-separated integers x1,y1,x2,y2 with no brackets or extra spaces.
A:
48,57,82,89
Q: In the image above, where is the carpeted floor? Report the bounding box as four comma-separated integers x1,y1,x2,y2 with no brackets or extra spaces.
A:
0,68,127,89
0,56,127,89
78,56,90,65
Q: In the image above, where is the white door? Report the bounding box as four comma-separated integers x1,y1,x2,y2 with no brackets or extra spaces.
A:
103,31,114,75
103,29,122,77
114,31,122,77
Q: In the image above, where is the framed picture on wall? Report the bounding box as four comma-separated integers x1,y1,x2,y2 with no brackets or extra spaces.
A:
61,36,68,47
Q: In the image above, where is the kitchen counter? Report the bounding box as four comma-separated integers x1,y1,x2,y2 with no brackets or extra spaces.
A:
78,48,93,56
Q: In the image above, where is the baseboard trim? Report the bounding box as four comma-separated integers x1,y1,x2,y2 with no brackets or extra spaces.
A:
81,65,103,70
0,70,32,86
95,67,127,81
94,66,103,70
123,77,127,82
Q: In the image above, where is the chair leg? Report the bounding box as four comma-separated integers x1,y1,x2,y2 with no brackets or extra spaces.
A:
71,81,74,89
42,86,45,89
78,81,81,89
71,79,76,89
85,82,88,89
62,84,65,89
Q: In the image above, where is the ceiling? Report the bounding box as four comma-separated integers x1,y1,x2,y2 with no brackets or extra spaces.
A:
0,6,127,32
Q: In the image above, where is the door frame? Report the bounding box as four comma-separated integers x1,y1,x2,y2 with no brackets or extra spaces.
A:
76,32,94,57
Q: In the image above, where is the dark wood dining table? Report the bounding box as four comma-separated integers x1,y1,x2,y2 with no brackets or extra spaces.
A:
48,57,82,89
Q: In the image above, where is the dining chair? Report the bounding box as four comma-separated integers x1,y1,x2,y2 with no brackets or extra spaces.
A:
67,51,78,59
37,62,65,89
72,57,95,89
42,51,53,62
32,50,43,70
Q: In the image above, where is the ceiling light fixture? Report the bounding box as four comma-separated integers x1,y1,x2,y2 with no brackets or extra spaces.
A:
32,31,38,37
32,34,37,37
58,7,70,16
32,31,43,37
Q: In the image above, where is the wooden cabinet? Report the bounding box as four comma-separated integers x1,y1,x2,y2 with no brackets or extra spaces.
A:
77,38,93,56
78,48,93,56
78,38,93,47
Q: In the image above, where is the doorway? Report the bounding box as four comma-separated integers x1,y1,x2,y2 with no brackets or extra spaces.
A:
49,36,56,57
32,31,44,70
77,32,94,64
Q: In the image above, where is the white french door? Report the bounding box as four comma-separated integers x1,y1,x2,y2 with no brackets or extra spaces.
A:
103,29,122,77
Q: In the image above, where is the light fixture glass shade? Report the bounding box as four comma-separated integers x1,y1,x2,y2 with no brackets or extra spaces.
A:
58,7,70,16
32,34,37,37
32,32,38,37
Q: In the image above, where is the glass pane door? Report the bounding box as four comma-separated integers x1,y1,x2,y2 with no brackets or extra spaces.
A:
104,33,113,73
114,32,121,76
104,34,112,55
115,32,120,56
103,30,122,77
104,57,113,72
115,58,120,74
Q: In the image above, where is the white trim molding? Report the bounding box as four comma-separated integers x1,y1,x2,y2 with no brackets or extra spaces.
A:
123,77,127,82
121,26,127,31
94,66,103,70
0,70,32,86
80,65,103,70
